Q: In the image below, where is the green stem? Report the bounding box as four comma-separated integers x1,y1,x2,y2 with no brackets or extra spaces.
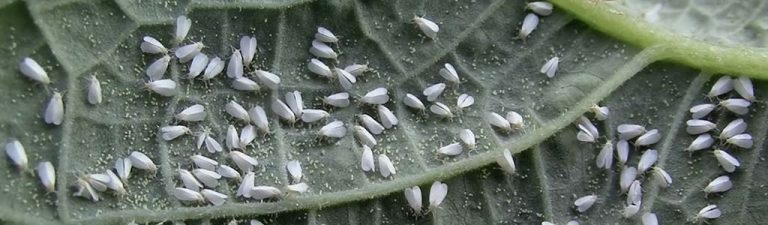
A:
550,0,768,80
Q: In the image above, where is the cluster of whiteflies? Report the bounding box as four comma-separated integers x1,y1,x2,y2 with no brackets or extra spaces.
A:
73,151,156,202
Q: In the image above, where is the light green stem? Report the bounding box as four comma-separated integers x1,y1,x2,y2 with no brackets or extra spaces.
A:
550,0,768,80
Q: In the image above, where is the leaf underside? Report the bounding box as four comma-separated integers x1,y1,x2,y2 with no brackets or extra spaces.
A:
0,0,766,225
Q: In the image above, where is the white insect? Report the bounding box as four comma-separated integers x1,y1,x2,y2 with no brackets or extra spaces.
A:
686,133,714,152
428,181,448,209
719,98,751,115
378,105,399,129
733,76,755,101
140,36,167,54
720,118,747,140
217,165,241,181
201,189,228,206
378,154,396,178
74,178,100,202
86,75,102,105
191,154,218,171
362,88,389,105
187,53,209,79
271,98,296,123
595,141,613,169
225,100,250,122
354,125,377,147
590,104,609,121
438,143,463,156
315,26,339,43
84,173,110,192
175,104,206,122
336,68,357,90
114,157,132,183
707,76,733,98
616,140,629,164
576,116,599,143
430,102,454,118
301,109,330,123
487,112,511,131
423,83,446,102
160,125,190,141
318,121,346,138
309,40,337,59
704,175,732,195
37,161,55,192
456,94,475,109
237,172,255,197
526,1,554,16
239,125,257,147
174,16,192,43
506,111,524,129
439,63,459,83
696,205,722,220
651,167,672,188
254,70,281,90
617,124,646,140
203,135,223,153
637,149,658,174
129,151,156,172
285,91,304,117
727,133,753,148
249,106,270,133
226,125,240,150
5,139,28,170
403,93,426,110
324,92,350,108
404,186,423,213
19,57,50,84
240,36,257,66
413,16,439,39
230,151,258,173
459,129,476,149
361,145,375,172
574,194,597,213
202,57,225,80
518,13,540,40
286,160,302,183
344,64,369,76
620,166,637,192
178,169,203,191
227,50,244,78
358,114,385,135
686,119,716,135
174,187,204,203
192,168,222,188
634,129,661,146
175,42,204,63
496,149,516,174
713,150,740,173
45,92,64,125
308,58,333,78
690,103,716,119
286,182,309,193
641,212,658,225
105,171,125,194
540,56,559,78
250,186,283,200
145,79,177,96
623,202,640,218
627,180,642,205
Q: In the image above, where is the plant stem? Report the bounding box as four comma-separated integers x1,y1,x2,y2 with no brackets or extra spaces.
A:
550,0,768,80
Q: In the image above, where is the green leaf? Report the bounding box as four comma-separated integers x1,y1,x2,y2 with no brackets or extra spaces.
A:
0,0,765,225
